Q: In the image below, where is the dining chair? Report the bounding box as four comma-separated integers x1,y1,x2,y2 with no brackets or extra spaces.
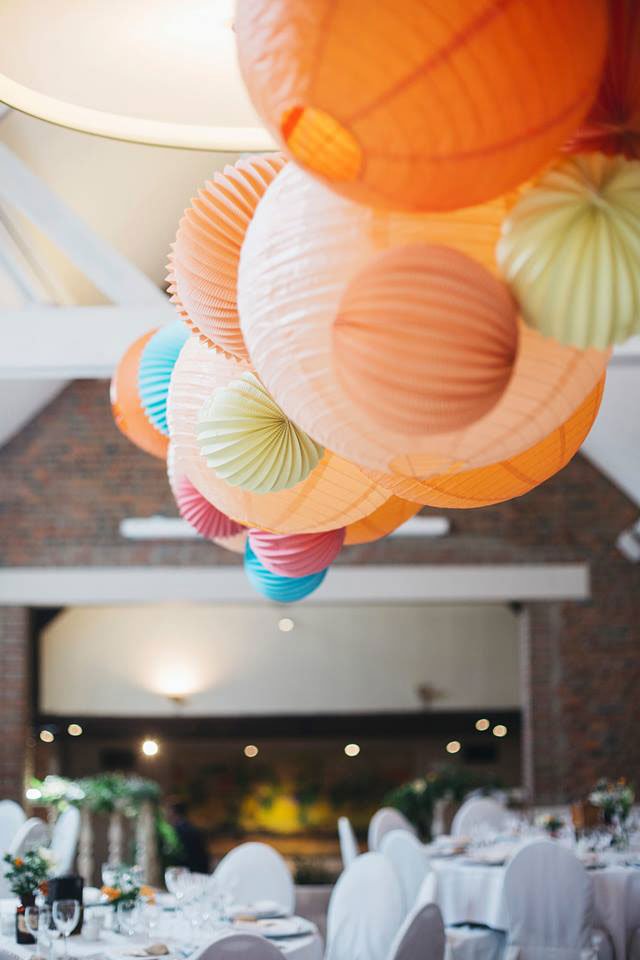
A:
212,842,295,915
0,799,26,856
337,816,359,869
503,840,613,960
368,807,417,852
387,902,446,960
413,872,504,960
50,805,81,874
450,798,508,838
325,852,404,960
379,829,430,915
191,933,284,959
9,816,49,857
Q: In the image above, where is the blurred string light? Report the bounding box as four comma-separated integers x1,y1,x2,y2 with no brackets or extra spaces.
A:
446,740,461,754
244,744,259,758
493,724,508,738
142,738,159,756
39,729,54,743
67,723,83,736
475,718,490,732
25,787,42,801
344,743,360,757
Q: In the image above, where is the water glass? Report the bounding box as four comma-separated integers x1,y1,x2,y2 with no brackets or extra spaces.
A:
25,905,51,959
53,899,80,960
116,900,141,939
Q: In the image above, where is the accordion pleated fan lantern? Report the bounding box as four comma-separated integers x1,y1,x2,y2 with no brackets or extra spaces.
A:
238,163,610,476
110,330,168,461
249,527,345,577
235,0,607,212
498,153,640,349
176,476,244,540
138,321,190,436
244,541,327,602
168,154,286,359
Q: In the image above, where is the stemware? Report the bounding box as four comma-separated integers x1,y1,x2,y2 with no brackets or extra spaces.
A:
25,905,52,960
101,863,118,887
165,866,189,901
116,900,141,939
53,899,80,960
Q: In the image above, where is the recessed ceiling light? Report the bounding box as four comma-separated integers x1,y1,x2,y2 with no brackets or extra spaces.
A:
446,740,461,754
278,617,294,633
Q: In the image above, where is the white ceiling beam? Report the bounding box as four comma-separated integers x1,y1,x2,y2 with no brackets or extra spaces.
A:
0,303,175,377
0,563,590,605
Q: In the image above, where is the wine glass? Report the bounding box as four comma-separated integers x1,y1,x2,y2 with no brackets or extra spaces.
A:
116,900,141,939
25,905,50,960
164,866,189,900
53,899,80,960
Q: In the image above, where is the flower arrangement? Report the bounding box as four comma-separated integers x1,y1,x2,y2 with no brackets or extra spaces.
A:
589,778,635,825
536,813,565,836
101,865,155,905
3,849,55,901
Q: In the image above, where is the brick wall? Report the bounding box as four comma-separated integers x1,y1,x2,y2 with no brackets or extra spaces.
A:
0,607,30,801
0,381,638,801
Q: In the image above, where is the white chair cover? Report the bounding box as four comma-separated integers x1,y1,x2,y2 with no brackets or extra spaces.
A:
450,798,508,838
9,816,49,857
192,933,284,960
368,808,417,852
0,800,26,856
50,805,80,875
326,852,404,960
380,830,430,915
503,840,612,960
212,842,295,915
387,902,446,960
337,816,359,869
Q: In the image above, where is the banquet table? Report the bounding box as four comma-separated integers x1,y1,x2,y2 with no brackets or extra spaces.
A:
0,911,322,960
432,858,640,960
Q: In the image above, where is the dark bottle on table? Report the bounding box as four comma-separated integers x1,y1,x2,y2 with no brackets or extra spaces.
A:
47,875,84,935
15,896,36,945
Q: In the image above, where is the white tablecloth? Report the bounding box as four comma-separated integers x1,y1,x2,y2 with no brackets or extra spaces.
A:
0,923,322,960
432,860,640,960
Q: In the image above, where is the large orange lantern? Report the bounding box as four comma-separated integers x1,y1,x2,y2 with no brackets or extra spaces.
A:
167,336,391,534
168,154,285,359
370,380,604,508
333,244,518,435
566,0,639,159
344,497,421,546
110,330,168,460
235,0,607,212
238,164,610,477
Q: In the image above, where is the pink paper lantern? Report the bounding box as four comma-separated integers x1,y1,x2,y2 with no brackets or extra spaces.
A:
249,527,345,577
176,476,244,540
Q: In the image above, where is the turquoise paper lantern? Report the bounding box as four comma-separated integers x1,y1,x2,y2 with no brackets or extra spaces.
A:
244,541,327,602
139,321,189,435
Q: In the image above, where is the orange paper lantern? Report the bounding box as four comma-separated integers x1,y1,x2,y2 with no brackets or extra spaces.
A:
238,164,610,477
168,154,286,359
565,0,640,159
344,497,421,546
167,336,391,534
370,380,604,508
333,244,518,435
236,0,607,212
110,330,168,460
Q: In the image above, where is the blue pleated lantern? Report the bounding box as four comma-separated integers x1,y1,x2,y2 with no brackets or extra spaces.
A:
244,541,327,602
139,321,190,435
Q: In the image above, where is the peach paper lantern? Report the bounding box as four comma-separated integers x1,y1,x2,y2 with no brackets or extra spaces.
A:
110,330,168,461
344,497,422,547
333,244,518,435
235,0,607,212
168,154,286,359
566,0,640,160
238,163,610,477
249,527,345,577
369,380,604,508
167,336,391,534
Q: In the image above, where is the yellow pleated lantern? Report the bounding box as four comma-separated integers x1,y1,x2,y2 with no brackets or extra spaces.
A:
370,380,604,507
168,154,286,359
344,497,422,546
498,153,640,348
238,163,610,478
167,336,391,534
235,0,606,212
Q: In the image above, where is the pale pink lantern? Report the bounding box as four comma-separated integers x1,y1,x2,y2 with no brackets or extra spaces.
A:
249,527,345,577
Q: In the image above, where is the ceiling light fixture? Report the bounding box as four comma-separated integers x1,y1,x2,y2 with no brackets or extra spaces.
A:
492,724,508,738
244,744,259,758
278,617,295,633
445,740,461,754
39,729,55,743
67,723,83,736
141,738,159,756
475,718,490,732
344,743,360,757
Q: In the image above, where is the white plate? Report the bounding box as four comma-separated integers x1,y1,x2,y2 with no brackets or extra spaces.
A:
233,917,314,939
227,900,287,921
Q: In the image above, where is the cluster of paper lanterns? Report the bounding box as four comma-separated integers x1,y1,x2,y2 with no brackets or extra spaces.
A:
111,0,639,602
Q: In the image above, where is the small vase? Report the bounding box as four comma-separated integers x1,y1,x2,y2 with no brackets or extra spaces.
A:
16,894,36,945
